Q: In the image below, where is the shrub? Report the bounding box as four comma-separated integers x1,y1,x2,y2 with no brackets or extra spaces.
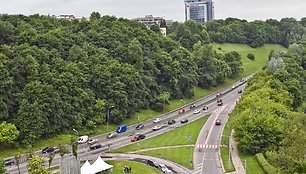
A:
247,53,255,60
255,153,278,174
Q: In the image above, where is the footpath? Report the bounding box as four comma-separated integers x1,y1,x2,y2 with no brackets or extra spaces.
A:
227,129,246,174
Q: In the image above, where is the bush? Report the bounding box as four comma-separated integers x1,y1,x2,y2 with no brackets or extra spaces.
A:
247,53,255,60
255,153,278,174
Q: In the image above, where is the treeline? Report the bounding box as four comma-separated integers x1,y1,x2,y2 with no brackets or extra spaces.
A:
233,44,306,173
0,13,242,145
167,17,306,48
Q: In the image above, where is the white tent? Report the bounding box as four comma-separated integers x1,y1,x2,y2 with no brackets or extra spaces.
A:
81,157,113,174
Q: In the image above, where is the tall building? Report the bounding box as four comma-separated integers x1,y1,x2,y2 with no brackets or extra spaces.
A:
184,0,214,23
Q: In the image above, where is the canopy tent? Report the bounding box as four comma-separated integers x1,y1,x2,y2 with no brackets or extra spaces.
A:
81,157,113,174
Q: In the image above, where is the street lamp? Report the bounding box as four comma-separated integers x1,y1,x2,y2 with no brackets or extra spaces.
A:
72,129,78,136
188,135,192,167
107,106,114,132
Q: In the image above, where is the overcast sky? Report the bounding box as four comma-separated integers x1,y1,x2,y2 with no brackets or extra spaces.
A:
1,0,305,21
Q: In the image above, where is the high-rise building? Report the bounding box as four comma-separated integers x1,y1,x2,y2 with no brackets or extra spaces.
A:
184,0,214,23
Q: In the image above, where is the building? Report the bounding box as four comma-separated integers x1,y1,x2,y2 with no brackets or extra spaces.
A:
133,15,166,27
184,0,214,23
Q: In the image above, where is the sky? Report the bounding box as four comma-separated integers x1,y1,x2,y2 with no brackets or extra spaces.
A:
1,0,305,21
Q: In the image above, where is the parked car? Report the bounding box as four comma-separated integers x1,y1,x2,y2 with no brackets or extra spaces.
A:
203,106,209,111
217,101,223,106
193,109,200,114
89,143,102,150
117,124,128,133
4,159,15,166
131,134,146,142
215,119,222,125
107,132,118,139
178,108,185,114
77,135,89,144
238,89,243,93
168,119,176,125
153,118,161,123
87,138,98,145
147,160,159,168
181,118,188,124
136,124,144,130
153,125,162,131
42,146,55,154
189,104,196,109
158,164,172,173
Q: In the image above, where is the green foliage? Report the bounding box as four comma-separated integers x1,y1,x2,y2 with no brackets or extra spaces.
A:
255,153,278,174
0,121,19,144
0,158,6,174
28,156,50,174
247,53,255,60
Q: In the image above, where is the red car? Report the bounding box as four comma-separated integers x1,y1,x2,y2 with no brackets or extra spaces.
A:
215,119,221,125
131,134,146,142
179,108,185,114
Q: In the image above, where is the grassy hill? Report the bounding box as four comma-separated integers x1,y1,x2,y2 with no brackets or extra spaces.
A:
212,44,287,76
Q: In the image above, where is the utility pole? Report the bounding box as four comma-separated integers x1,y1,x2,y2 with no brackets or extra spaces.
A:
228,135,231,168
107,106,114,132
245,159,247,174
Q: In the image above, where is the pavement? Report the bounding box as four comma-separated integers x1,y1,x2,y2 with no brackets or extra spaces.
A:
227,129,246,174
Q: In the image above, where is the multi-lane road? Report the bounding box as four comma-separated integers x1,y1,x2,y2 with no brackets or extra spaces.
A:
5,79,247,174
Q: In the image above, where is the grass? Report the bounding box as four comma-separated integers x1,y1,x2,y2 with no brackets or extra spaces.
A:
103,160,161,174
0,44,285,159
140,147,194,169
240,153,265,174
112,116,209,153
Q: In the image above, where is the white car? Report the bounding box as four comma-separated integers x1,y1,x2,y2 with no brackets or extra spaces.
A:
193,110,200,114
87,138,98,145
153,118,161,123
158,164,173,173
77,135,89,144
152,125,162,131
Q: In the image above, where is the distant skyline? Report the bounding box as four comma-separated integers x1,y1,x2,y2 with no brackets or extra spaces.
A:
1,0,305,21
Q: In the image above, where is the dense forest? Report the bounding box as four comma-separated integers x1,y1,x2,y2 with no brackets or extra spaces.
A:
0,12,305,150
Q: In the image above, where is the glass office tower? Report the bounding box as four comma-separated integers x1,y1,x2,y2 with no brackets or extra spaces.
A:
184,0,214,23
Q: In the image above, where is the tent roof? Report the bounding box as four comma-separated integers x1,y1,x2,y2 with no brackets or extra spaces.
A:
81,157,113,174
81,160,93,174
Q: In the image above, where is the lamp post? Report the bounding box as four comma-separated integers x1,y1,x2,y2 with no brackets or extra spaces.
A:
107,106,114,132
188,135,192,167
72,129,78,136
244,159,247,174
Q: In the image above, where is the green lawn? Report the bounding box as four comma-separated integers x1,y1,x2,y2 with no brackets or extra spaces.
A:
240,153,265,174
103,160,161,174
112,116,209,153
140,147,194,169
0,44,285,159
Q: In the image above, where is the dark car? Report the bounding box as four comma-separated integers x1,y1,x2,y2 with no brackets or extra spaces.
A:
136,124,144,130
147,159,159,168
217,98,222,103
217,102,223,106
4,159,14,166
178,108,185,114
216,93,222,98
203,106,209,111
215,119,221,125
238,89,243,93
181,118,188,124
168,119,176,125
131,134,146,142
189,104,196,109
42,147,55,154
89,143,103,150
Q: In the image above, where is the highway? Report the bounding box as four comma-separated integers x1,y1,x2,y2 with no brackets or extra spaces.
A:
5,79,247,174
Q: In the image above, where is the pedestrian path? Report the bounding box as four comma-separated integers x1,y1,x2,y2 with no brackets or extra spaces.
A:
227,129,246,174
196,144,219,149
129,144,194,154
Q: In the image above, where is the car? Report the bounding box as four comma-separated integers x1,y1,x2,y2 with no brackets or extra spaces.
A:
189,104,196,109
216,93,222,98
107,132,118,139
4,159,15,166
168,119,176,125
178,108,185,114
87,138,98,145
231,85,236,89
240,78,245,82
193,110,200,114
77,135,89,144
42,146,55,154
217,98,222,103
181,118,188,124
215,119,221,125
238,89,243,93
131,134,146,142
136,124,144,130
89,143,102,150
147,160,159,168
153,118,161,123
158,164,173,173
203,106,208,111
217,102,223,106
153,125,162,131
117,124,128,133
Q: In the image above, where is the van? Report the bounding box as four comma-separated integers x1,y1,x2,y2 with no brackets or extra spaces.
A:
117,124,127,133
77,135,89,144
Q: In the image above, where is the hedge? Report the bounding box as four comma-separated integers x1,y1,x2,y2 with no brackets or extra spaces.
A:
255,153,278,174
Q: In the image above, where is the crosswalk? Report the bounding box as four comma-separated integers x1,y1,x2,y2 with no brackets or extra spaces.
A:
196,144,219,149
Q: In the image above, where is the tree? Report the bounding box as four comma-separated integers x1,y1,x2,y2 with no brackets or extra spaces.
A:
14,154,21,174
267,57,285,74
48,152,55,168
89,12,101,20
0,158,6,174
0,121,19,144
247,53,255,60
28,156,50,174
58,144,69,159
71,137,78,159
